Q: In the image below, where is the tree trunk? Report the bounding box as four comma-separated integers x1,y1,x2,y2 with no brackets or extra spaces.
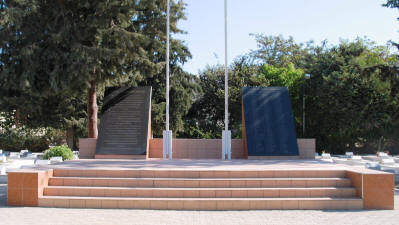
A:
87,79,98,138
66,126,74,149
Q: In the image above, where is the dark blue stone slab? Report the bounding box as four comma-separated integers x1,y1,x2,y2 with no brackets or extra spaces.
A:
96,86,152,155
242,87,299,156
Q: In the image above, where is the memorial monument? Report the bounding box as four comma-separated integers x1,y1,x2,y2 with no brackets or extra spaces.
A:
95,86,152,159
242,87,299,158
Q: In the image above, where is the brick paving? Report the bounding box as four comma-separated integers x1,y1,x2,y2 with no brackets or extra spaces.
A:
0,180,398,225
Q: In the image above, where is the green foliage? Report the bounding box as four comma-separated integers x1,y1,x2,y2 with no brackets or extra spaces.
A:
0,0,194,139
180,56,262,139
42,145,74,161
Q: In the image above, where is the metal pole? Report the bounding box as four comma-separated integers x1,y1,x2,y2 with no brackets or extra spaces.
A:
166,0,170,132
222,0,231,160
163,0,172,159
224,0,228,132
303,92,305,137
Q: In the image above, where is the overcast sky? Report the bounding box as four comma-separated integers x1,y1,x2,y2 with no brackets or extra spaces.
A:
174,0,399,74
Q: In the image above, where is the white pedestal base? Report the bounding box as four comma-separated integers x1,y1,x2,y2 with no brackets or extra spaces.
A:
163,130,173,159
222,130,231,160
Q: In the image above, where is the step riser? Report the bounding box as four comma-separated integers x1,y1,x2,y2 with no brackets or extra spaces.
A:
44,188,356,198
49,178,351,188
38,198,363,210
53,170,346,178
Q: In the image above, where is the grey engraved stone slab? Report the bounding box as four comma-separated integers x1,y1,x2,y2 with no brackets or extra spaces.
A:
95,86,152,155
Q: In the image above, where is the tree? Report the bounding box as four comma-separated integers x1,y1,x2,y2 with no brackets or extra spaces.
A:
0,0,192,139
183,56,262,139
303,39,398,153
259,63,305,134
250,34,309,67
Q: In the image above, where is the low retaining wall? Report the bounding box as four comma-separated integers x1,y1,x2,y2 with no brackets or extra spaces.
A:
8,169,53,206
79,138,315,160
148,138,315,159
78,138,97,159
346,169,395,209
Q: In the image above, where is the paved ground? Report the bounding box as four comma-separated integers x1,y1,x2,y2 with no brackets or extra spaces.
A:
0,180,398,225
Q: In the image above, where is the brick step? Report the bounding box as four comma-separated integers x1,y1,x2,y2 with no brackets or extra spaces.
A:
49,177,352,188
52,169,346,178
43,186,357,198
38,196,363,210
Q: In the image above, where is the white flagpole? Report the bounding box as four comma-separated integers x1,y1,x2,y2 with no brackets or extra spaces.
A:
166,0,170,133
222,0,231,160
163,0,172,159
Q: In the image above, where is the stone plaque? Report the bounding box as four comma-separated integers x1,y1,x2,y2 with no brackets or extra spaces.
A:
95,86,152,155
242,87,299,156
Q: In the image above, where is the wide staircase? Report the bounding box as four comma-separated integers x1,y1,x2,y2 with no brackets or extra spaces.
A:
38,169,363,210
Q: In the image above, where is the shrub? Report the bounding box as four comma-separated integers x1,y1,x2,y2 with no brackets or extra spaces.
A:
24,136,49,152
42,145,74,160
0,130,25,151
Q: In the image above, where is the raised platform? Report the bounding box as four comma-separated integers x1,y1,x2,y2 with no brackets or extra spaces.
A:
7,160,394,210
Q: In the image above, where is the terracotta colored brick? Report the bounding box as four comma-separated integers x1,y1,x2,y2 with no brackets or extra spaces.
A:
85,199,102,208
183,190,199,198
78,179,92,186
246,180,261,187
261,180,276,187
49,178,63,186
232,200,250,210
23,173,38,188
279,189,296,197
249,200,267,210
275,180,291,187
38,198,53,207
282,200,299,209
120,189,137,197
167,200,184,210
44,188,59,196
104,188,120,197
200,190,215,197
101,200,118,208
298,200,318,210
217,200,233,210
199,200,217,210
138,179,153,187
247,189,263,198
184,180,199,188
135,200,150,209
231,190,247,198
268,200,283,209
183,200,198,210
295,189,310,197
89,188,105,197
258,171,274,178
124,170,140,178
215,190,231,198
150,200,168,209
291,180,306,187
8,173,24,189
118,200,134,209
69,199,85,208
200,180,214,188
52,198,69,208
167,190,181,197
136,189,153,197
230,180,246,188
263,189,279,197
8,189,22,206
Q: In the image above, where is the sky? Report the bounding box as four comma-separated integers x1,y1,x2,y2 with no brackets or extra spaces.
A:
173,0,399,74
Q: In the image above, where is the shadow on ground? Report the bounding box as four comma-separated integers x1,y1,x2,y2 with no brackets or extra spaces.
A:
0,183,7,207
